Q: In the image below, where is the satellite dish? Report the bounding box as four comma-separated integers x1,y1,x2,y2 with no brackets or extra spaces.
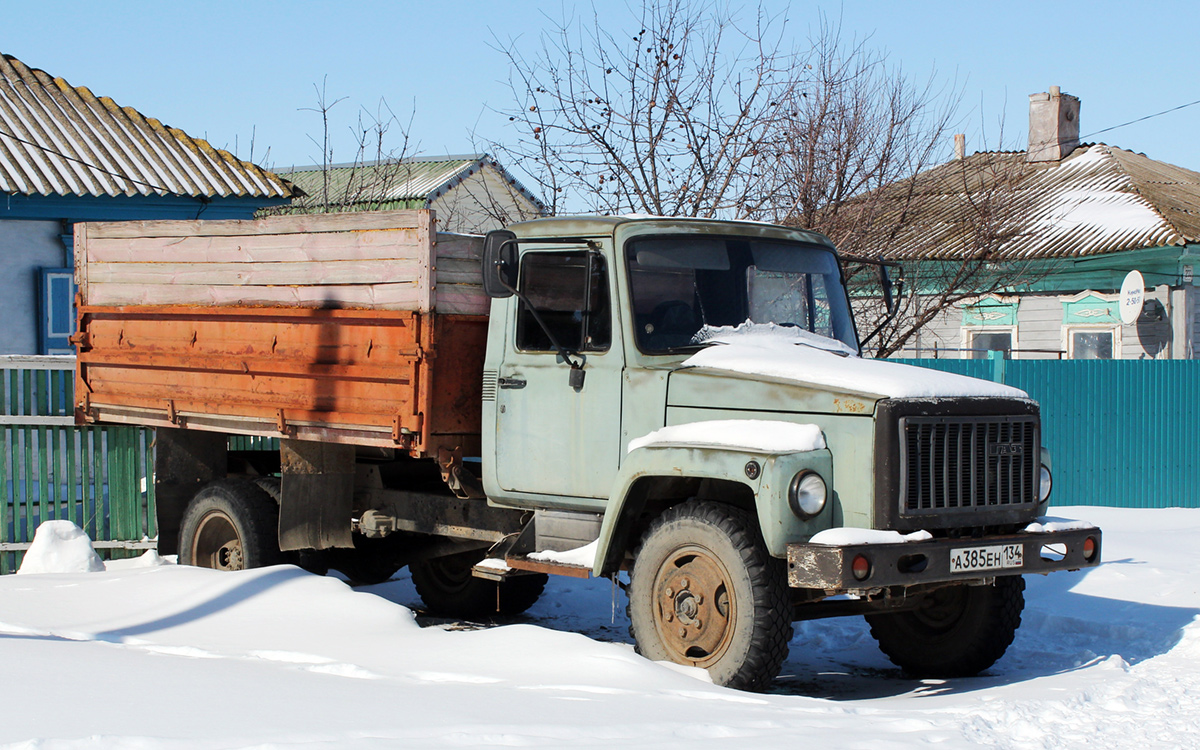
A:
1119,270,1145,325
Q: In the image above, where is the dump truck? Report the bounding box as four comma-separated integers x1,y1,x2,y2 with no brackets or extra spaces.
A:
72,209,1101,691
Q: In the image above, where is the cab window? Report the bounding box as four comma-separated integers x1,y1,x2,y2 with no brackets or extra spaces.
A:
516,251,611,352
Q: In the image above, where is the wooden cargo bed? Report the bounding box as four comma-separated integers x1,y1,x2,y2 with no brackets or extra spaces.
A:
73,210,488,456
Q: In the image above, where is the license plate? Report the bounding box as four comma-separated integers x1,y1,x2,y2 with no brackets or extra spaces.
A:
950,544,1023,573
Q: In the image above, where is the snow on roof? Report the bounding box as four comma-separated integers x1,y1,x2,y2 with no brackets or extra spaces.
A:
865,144,1200,261
682,325,1027,399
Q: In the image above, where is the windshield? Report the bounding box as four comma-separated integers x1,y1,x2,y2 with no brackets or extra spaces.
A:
626,235,857,354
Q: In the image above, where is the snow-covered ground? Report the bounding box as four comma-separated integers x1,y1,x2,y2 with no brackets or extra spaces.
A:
1,506,1196,749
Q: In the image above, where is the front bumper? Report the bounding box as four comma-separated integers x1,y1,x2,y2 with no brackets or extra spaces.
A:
787,526,1101,589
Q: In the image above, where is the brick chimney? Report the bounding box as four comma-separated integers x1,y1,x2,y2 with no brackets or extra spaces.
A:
1027,85,1080,162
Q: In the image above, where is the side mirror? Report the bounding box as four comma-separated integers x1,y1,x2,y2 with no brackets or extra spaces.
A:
482,230,518,298
879,264,897,316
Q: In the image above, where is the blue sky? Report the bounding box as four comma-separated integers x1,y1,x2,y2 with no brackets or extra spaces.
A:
5,0,1199,186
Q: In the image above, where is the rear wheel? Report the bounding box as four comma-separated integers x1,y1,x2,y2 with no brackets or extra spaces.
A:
331,534,403,585
411,552,547,618
178,480,282,570
627,500,792,692
866,575,1025,677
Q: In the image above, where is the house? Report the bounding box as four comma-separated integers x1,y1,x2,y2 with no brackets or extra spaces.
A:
0,52,297,354
275,154,545,234
875,87,1200,360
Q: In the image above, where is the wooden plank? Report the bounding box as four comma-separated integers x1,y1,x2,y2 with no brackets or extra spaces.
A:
434,257,484,285
21,426,32,541
416,210,433,314
86,229,424,263
436,286,491,316
82,429,95,540
87,281,425,310
434,234,484,260
36,427,48,528
87,258,426,287
0,426,8,551
66,428,77,529
81,209,430,239
143,429,156,540
75,222,89,306
81,353,419,383
85,369,418,422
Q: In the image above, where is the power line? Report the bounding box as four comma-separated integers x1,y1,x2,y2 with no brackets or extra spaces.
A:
1082,98,1200,139
0,127,177,194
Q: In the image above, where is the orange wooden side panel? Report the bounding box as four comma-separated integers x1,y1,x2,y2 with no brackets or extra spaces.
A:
75,305,485,455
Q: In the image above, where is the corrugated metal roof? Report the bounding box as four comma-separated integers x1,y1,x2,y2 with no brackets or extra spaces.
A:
0,53,295,200
278,154,546,212
863,144,1200,261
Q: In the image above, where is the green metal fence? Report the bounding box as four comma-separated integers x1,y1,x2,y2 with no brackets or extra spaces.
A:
0,356,156,573
896,355,1200,509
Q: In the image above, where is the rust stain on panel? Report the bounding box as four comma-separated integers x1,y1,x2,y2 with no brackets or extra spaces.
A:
76,305,486,456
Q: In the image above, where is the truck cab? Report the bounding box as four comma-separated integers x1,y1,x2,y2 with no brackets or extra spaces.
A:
478,215,1100,689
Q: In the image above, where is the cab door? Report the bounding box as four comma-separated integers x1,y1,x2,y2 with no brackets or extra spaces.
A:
494,247,623,501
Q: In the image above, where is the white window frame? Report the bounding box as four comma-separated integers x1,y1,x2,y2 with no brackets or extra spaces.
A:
961,325,1018,360
1063,324,1121,360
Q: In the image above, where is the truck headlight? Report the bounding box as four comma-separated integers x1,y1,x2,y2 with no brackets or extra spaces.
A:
1039,464,1052,503
789,471,827,519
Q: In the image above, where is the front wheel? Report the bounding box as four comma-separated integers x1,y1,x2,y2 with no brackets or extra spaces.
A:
627,500,792,692
866,575,1025,677
178,480,282,570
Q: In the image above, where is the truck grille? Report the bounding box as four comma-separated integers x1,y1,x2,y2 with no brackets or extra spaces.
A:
899,416,1038,516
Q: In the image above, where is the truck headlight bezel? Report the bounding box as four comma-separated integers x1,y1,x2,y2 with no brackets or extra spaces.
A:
1039,464,1053,503
788,470,827,520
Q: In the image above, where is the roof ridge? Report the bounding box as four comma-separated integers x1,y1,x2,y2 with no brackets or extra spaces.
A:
1098,145,1190,246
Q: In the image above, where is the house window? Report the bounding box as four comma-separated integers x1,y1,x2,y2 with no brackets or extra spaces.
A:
964,328,1015,359
1060,292,1122,360
1066,326,1118,359
960,295,1017,359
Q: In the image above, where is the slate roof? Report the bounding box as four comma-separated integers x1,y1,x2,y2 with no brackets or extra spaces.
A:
0,53,295,200
869,144,1200,261
277,154,545,213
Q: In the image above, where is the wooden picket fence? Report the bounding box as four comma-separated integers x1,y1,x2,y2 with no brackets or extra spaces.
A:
0,356,156,573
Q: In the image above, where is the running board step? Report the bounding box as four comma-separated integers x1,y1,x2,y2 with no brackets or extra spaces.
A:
505,555,591,579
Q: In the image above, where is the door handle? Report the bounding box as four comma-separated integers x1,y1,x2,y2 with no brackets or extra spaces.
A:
498,377,527,389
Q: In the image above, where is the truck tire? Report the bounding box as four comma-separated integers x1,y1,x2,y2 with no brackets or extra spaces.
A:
866,575,1025,677
626,500,792,692
411,553,547,618
331,535,403,585
178,480,282,570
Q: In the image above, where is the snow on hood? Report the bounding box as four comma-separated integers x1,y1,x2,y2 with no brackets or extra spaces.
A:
627,419,826,454
693,322,858,356
17,521,106,575
683,323,1027,399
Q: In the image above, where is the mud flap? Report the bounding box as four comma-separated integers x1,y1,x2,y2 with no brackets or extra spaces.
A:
279,440,355,550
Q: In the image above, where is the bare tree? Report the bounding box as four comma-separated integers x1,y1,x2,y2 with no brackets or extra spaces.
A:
491,0,795,217
261,79,420,216
838,151,1057,358
494,2,1051,357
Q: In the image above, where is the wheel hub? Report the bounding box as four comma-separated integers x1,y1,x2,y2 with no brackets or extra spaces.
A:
192,510,246,571
216,541,244,571
653,548,735,666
